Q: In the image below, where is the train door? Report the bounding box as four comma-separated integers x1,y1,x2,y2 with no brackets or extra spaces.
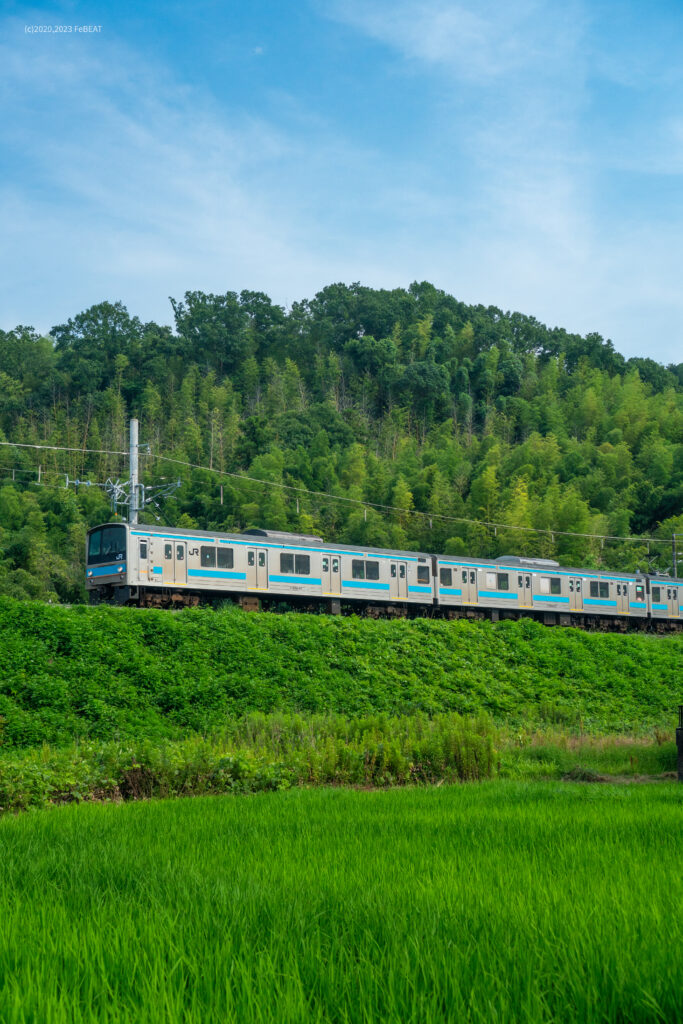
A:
460,568,478,604
568,577,583,612
667,586,680,619
615,582,629,615
162,541,173,583
174,542,187,584
322,554,341,594
517,572,532,608
247,548,268,589
138,537,149,583
390,561,408,599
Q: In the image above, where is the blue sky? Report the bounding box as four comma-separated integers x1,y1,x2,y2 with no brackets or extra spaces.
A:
1,0,682,363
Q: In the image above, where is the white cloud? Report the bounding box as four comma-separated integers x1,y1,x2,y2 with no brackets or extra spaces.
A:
0,25,374,329
324,0,585,82
0,7,682,364
320,0,683,363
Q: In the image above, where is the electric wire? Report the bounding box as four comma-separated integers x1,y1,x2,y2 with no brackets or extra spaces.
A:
0,438,675,548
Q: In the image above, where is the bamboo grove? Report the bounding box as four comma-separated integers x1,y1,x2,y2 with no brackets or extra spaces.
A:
0,281,681,602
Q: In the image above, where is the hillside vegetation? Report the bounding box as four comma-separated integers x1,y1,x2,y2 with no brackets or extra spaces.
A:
1,281,682,602
1,598,680,748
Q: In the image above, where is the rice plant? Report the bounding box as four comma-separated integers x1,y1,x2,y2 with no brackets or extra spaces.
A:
0,783,682,1022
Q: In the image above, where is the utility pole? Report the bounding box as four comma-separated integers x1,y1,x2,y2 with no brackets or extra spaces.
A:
129,418,139,525
673,533,679,579
53,417,179,518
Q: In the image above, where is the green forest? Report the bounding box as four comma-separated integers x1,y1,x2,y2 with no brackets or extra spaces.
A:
1,281,682,602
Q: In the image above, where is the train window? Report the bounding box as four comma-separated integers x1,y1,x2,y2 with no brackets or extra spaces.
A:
399,565,406,579
550,578,561,595
616,584,621,596
599,582,609,598
87,525,126,565
540,578,550,594
295,555,310,575
652,587,660,602
217,548,233,569
139,541,147,560
352,560,365,580
462,571,467,584
667,589,672,599
518,575,523,588
258,552,266,568
636,584,644,599
164,543,172,560
417,565,430,584
201,546,216,568
391,564,397,578
366,561,380,581
576,580,581,592
470,572,475,585
569,580,574,593
280,553,294,573
525,576,531,588
322,557,329,572
486,572,496,588
176,545,184,561
497,573,509,591
248,551,255,567
440,568,452,586
590,581,598,597
332,558,339,573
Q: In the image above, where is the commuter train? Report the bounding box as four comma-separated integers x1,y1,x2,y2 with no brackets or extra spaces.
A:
85,522,682,629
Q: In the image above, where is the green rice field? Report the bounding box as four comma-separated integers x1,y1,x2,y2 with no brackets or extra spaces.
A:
1,783,682,1023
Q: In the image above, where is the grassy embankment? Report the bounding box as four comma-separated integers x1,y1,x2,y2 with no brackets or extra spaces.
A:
1,783,682,1023
0,597,681,810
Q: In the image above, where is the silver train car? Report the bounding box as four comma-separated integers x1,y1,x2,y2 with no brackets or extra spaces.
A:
85,522,682,629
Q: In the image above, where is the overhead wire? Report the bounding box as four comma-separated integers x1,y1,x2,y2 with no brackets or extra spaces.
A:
0,441,127,456
146,451,671,547
0,437,674,548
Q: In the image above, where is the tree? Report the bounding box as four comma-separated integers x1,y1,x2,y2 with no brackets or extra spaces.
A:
170,290,250,375
51,301,144,395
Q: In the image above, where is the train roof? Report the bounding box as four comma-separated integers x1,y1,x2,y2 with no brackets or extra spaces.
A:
495,555,560,568
241,528,324,544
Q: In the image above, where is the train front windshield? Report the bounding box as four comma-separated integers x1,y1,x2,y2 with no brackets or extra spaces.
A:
87,525,127,565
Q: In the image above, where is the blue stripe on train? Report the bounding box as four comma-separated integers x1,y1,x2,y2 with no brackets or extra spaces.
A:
583,598,617,608
533,595,570,604
342,580,391,591
268,574,322,586
187,569,247,581
87,563,126,578
479,590,518,600
439,587,462,597
408,585,432,594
